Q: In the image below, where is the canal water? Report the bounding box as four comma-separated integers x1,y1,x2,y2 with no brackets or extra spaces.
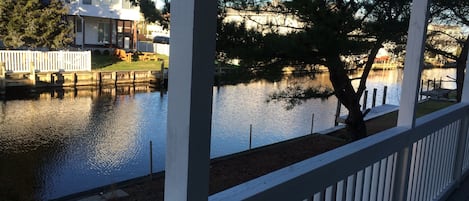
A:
0,68,456,200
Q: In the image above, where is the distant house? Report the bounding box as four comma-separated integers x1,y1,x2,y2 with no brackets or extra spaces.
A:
66,0,141,50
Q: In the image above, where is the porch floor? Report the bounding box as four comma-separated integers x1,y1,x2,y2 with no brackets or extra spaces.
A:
446,175,469,201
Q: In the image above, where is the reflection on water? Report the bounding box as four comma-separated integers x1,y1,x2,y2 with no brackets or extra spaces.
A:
0,68,455,200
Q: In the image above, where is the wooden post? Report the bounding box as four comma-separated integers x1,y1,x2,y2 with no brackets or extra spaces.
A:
382,86,388,105
160,61,165,88
310,113,314,134
372,88,377,108
249,124,253,150
30,62,36,85
150,140,153,180
419,80,423,100
73,73,78,88
0,62,5,96
334,100,341,126
362,90,368,111
51,73,55,85
112,72,117,86
438,77,443,89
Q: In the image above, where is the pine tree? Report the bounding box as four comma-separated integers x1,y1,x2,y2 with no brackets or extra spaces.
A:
0,0,73,50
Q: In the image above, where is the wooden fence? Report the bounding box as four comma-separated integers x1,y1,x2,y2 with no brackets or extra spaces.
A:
0,50,91,73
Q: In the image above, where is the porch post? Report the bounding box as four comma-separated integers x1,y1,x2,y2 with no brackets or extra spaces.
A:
461,51,469,103
164,0,217,200
109,18,113,48
393,0,431,200
81,17,85,49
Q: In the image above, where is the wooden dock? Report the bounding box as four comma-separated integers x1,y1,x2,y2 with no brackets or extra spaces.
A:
336,104,400,124
0,70,167,97
420,88,456,100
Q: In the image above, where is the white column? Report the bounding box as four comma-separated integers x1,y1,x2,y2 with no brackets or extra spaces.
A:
164,0,217,200
461,51,469,103
393,1,430,201
397,0,430,128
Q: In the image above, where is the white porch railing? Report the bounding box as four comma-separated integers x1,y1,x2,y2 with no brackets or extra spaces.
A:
0,50,91,73
210,103,469,201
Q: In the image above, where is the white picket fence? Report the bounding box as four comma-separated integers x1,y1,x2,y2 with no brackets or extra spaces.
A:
137,41,170,56
0,50,91,73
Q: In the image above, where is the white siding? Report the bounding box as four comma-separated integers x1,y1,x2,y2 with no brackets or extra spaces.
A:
67,0,141,21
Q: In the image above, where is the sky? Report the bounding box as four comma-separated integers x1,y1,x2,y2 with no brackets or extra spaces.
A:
154,0,165,9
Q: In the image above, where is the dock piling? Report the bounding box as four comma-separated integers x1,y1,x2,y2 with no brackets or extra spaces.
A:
150,140,153,180
160,61,165,88
383,86,388,104
420,80,423,100
0,62,5,96
29,62,36,85
310,113,314,134
372,88,377,108
249,124,253,150
362,90,368,111
334,100,341,126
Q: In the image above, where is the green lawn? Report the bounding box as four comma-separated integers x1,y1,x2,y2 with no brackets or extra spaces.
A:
416,100,456,117
92,54,170,71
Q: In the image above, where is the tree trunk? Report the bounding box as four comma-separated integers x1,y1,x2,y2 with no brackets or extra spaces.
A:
357,41,383,96
327,56,367,140
456,35,469,102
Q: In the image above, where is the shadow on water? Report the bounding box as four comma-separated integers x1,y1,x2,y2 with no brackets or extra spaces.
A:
1,84,162,101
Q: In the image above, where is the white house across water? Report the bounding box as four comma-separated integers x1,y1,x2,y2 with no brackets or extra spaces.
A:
66,0,140,50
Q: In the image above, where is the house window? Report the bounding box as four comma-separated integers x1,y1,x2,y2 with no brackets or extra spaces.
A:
82,0,92,5
98,23,110,44
76,18,82,33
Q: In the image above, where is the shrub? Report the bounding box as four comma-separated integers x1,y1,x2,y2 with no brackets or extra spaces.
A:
93,49,102,55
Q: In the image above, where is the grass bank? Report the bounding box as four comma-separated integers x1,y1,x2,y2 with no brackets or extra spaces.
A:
91,54,170,71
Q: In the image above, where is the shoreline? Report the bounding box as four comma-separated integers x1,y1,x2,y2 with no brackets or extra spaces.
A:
52,106,400,201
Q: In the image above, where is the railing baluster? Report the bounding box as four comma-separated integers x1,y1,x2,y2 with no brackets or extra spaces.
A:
325,186,333,201
442,125,452,186
363,166,372,201
370,162,380,201
424,133,435,201
410,141,421,201
313,192,321,201
336,180,346,201
418,137,429,201
355,170,364,201
463,121,469,171
346,174,356,201
431,129,441,198
377,158,387,201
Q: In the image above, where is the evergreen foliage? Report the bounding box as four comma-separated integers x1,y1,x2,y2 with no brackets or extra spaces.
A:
217,0,411,140
0,0,73,49
429,0,469,102
129,0,170,28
